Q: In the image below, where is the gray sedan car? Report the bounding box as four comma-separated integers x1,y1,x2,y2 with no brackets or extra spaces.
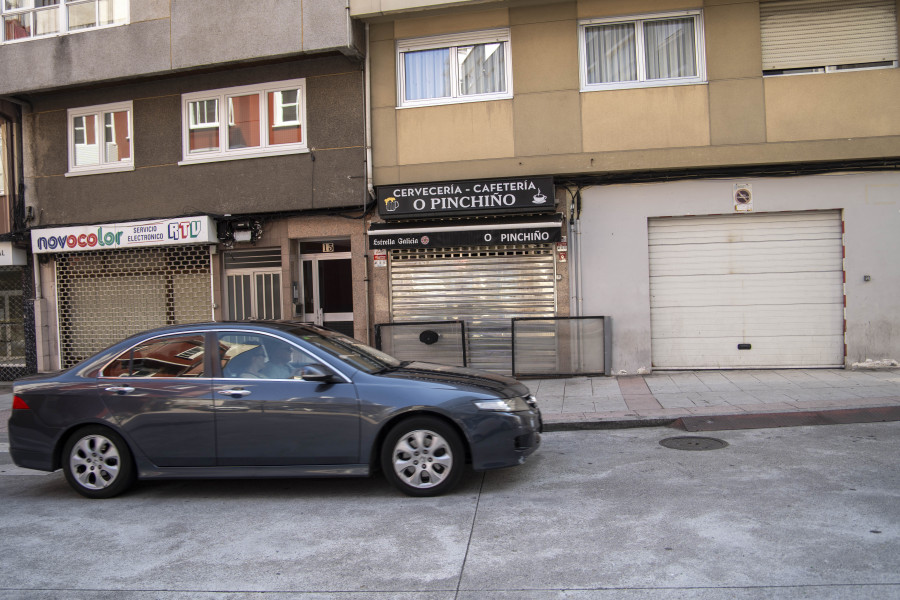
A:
8,321,542,498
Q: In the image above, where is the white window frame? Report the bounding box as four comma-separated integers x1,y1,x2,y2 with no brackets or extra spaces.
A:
180,79,308,166
66,101,134,177
272,90,301,127
579,11,706,92
190,98,219,129
1,0,129,44
396,29,513,109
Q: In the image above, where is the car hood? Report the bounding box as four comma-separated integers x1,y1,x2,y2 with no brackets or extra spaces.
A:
377,361,530,398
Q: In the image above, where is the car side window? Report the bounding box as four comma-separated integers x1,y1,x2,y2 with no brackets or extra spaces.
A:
217,333,313,380
101,334,206,378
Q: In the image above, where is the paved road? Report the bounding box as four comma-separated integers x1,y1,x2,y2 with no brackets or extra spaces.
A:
1,423,898,599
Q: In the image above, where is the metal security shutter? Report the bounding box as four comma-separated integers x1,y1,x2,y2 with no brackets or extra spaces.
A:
649,211,844,369
390,245,556,373
56,246,213,368
760,0,899,70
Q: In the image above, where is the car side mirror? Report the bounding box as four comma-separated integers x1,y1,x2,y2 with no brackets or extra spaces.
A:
297,364,336,383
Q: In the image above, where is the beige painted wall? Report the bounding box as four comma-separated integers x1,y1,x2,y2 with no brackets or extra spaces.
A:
367,0,900,186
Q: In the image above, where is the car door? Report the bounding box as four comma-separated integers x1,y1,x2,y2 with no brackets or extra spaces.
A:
213,331,360,466
98,332,215,467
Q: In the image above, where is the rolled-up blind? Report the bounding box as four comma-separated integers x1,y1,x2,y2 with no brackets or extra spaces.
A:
760,0,898,70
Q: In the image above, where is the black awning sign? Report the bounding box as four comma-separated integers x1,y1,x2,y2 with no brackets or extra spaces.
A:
377,176,555,219
368,223,561,250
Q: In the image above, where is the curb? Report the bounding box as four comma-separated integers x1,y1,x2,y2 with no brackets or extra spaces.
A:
542,405,900,433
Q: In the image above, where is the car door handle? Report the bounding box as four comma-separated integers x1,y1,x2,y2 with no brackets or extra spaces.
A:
105,386,135,394
218,389,252,397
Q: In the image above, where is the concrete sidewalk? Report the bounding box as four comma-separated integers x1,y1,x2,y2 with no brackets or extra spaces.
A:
529,368,900,431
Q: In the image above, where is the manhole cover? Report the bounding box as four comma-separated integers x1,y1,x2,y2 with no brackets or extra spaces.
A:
659,436,729,451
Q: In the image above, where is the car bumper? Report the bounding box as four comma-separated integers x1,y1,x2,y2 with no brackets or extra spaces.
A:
8,415,59,472
469,408,542,471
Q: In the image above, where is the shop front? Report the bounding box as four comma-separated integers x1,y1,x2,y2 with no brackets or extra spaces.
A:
0,241,28,377
32,216,217,369
369,176,568,374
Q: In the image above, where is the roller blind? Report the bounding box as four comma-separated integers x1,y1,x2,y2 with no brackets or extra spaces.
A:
760,0,899,70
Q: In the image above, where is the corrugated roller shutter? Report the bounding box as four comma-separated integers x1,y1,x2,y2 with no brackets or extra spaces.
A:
648,211,844,369
390,245,556,373
760,0,898,70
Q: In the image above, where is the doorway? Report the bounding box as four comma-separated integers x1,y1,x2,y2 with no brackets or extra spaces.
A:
299,240,354,336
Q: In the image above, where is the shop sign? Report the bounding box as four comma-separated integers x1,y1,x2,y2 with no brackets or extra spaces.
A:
377,176,555,220
32,216,217,254
0,241,26,266
368,222,562,250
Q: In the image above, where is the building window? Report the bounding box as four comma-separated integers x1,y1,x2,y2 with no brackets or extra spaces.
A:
397,29,512,108
1,0,128,43
181,79,307,165
760,0,898,75
579,11,705,91
66,101,133,176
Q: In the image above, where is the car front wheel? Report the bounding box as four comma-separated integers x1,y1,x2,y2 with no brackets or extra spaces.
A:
62,426,136,499
381,417,464,497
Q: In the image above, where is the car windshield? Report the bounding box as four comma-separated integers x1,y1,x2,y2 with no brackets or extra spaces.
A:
286,325,402,374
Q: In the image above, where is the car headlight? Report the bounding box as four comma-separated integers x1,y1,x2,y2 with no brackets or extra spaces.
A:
473,396,532,412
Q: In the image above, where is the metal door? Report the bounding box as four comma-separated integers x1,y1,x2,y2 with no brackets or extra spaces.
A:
225,271,282,320
648,211,845,368
390,245,556,373
224,247,283,320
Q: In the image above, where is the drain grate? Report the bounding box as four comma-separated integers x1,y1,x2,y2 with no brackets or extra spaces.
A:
659,436,729,451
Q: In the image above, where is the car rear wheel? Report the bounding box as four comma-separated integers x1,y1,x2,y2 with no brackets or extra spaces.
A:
62,426,135,499
381,417,464,497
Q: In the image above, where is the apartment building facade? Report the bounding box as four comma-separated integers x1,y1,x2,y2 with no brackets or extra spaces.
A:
0,94,30,379
352,0,900,374
1,0,373,373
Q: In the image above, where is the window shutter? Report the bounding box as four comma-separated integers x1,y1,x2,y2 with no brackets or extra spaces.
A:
760,0,899,70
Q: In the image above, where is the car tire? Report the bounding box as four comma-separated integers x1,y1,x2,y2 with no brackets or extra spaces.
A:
381,417,464,497
62,426,136,499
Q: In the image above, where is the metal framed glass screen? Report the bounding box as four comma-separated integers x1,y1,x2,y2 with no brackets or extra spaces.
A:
390,245,556,373
512,316,611,378
56,245,213,368
376,320,467,367
224,247,282,320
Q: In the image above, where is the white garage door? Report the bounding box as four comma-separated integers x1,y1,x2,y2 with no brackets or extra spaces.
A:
649,211,844,369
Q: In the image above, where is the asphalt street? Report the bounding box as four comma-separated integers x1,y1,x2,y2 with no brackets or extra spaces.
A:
1,422,898,599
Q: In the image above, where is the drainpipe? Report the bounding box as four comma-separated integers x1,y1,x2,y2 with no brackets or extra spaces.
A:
363,21,374,344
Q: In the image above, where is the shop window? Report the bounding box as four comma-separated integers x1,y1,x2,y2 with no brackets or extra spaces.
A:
579,11,705,91
66,101,133,176
397,29,512,108
181,79,307,165
2,0,128,43
760,0,898,75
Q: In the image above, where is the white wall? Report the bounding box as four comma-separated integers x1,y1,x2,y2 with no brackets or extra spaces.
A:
578,171,900,373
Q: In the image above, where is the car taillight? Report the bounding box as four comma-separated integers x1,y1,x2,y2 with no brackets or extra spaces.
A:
12,395,30,410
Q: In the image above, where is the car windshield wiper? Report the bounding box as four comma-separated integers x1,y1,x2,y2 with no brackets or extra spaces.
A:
374,361,409,374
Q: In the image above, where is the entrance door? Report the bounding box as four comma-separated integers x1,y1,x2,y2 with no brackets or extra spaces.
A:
299,240,354,336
